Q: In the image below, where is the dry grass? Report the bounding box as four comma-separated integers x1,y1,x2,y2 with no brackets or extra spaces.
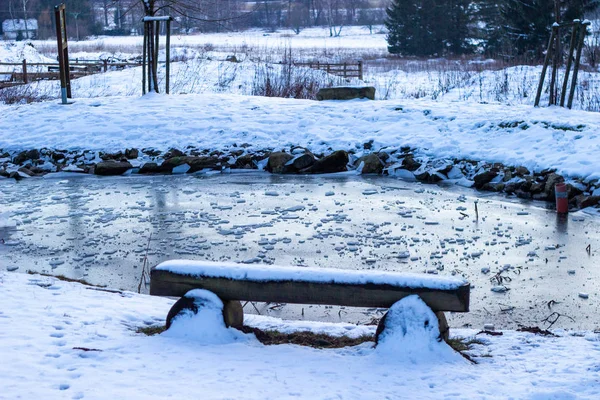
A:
26,270,102,287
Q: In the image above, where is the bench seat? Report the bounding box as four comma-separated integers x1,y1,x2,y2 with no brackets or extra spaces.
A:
151,260,470,312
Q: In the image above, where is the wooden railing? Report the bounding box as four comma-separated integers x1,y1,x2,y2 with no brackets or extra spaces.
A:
0,59,142,88
294,60,363,80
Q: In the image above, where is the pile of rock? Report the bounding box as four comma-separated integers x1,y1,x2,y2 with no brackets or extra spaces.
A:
1,144,599,210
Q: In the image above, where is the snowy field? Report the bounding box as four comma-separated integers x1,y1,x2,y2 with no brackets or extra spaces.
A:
1,271,599,399
2,28,600,399
2,27,600,109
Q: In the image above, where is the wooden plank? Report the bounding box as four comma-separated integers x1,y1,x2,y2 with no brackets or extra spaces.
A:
150,268,470,312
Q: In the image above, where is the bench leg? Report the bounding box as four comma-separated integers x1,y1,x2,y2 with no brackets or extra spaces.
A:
223,300,244,329
166,295,244,330
375,310,450,344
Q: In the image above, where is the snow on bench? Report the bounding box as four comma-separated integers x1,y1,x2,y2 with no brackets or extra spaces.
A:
151,260,470,312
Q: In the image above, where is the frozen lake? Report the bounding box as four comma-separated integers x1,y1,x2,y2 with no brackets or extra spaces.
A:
1,172,598,330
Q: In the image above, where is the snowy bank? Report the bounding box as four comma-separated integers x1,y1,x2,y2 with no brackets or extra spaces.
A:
1,93,600,182
1,271,600,399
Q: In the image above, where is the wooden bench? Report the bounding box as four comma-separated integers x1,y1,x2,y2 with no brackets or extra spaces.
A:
150,260,470,341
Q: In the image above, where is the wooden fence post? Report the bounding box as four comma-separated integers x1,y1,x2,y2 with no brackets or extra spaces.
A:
560,22,579,107
22,59,28,84
103,59,108,72
358,60,363,80
535,25,557,107
567,21,589,109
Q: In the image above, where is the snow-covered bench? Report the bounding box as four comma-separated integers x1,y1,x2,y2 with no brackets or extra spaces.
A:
150,260,470,341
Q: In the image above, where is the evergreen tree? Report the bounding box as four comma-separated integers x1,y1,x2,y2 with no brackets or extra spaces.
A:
496,0,599,59
500,0,555,59
385,0,473,56
386,0,444,56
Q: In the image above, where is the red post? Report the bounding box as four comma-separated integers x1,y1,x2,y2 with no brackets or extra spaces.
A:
555,182,568,213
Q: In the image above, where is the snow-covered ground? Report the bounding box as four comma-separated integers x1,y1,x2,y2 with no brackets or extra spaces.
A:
1,92,599,182
1,271,599,399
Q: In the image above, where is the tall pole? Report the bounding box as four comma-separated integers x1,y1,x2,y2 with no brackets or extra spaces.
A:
560,22,579,107
166,19,171,94
567,21,589,109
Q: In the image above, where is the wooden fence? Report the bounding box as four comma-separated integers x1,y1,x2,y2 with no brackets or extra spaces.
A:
294,61,363,80
0,59,142,88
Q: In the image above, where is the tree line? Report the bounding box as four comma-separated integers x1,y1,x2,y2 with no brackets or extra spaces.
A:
386,0,600,60
0,0,389,39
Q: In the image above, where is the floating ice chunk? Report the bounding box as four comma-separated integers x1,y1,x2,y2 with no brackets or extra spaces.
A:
362,189,378,195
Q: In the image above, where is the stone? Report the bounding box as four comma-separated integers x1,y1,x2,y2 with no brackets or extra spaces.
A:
377,152,390,162
566,184,583,199
164,148,185,159
515,166,530,176
543,173,564,200
289,153,315,171
504,181,522,194
94,161,132,176
401,154,421,172
473,170,497,189
515,189,532,199
125,148,139,159
233,155,256,169
13,149,39,165
436,164,454,177
160,156,220,173
415,171,443,183
225,55,239,63
17,167,34,177
265,152,294,174
51,151,66,162
139,162,161,174
356,153,384,174
316,86,375,101
8,171,23,180
143,148,162,157
306,150,349,174
573,195,600,209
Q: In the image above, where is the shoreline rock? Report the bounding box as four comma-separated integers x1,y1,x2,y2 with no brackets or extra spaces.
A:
1,145,598,211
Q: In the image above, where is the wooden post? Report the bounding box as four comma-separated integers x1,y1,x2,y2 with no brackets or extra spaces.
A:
166,18,171,94
535,26,557,107
560,22,579,107
567,21,589,109
103,59,108,73
154,20,159,93
142,21,146,95
549,25,560,105
54,3,72,102
550,0,561,105
22,59,28,84
343,62,347,78
358,60,363,80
